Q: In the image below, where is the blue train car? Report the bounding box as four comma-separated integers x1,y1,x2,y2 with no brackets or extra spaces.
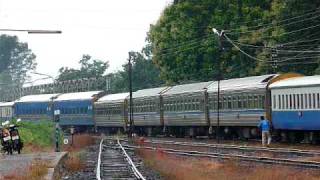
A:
270,75,320,142
53,91,103,129
14,94,59,122
0,102,14,122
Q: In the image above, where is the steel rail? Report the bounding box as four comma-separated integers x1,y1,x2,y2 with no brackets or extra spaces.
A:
115,137,320,156
122,144,320,169
96,139,103,180
117,139,146,180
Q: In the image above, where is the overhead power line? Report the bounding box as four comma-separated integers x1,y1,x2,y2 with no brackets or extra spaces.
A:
226,7,320,32
227,13,320,35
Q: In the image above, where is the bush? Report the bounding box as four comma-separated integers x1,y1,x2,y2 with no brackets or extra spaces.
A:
18,121,56,148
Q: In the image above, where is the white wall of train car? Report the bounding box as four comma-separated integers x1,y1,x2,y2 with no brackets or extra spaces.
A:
207,74,276,138
94,92,129,133
0,102,14,122
131,87,170,135
270,75,320,142
162,81,213,136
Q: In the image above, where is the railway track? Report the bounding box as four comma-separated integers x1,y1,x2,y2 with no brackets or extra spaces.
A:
121,144,320,169
114,137,320,158
111,137,320,169
142,139,320,157
96,139,146,180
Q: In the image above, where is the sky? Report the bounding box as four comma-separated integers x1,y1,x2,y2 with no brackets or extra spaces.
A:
0,0,171,83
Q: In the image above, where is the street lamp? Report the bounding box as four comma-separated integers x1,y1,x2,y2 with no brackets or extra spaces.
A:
128,52,135,138
0,29,62,34
212,28,225,143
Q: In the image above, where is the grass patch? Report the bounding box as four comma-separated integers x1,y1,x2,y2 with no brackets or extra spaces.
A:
19,121,55,148
11,121,63,153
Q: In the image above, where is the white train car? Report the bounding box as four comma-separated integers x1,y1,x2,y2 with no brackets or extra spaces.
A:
162,81,213,136
0,102,14,122
131,87,170,135
94,92,129,133
270,75,320,142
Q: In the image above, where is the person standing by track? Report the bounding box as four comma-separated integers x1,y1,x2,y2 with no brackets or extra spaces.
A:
258,116,271,147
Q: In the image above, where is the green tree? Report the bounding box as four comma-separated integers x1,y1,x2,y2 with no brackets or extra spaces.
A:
148,0,320,82
57,54,109,81
109,50,164,93
0,35,36,87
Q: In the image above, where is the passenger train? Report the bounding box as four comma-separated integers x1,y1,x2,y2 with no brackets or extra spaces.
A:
0,73,319,143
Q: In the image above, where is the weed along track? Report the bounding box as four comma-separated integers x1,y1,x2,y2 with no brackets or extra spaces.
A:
116,137,320,170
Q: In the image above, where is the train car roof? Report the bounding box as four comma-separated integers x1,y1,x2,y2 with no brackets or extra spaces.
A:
269,75,320,89
15,93,60,103
207,74,276,92
162,81,213,96
97,92,129,103
54,91,102,101
133,86,170,98
0,102,14,107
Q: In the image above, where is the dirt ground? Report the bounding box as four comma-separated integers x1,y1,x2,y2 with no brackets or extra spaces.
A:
136,149,320,180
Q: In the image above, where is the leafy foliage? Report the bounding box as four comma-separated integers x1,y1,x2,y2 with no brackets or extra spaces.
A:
57,54,109,81
0,35,36,86
148,0,320,83
19,121,55,147
109,50,164,92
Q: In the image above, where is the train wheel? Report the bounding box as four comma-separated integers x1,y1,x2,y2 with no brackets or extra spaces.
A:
288,132,296,143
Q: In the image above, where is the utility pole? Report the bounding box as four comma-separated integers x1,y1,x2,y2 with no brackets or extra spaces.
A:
271,46,278,73
128,52,134,138
212,28,225,144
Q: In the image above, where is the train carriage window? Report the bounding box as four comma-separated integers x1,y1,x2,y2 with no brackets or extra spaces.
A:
301,94,304,109
313,93,316,109
257,95,261,109
278,95,281,110
213,97,217,110
289,94,293,109
317,93,320,109
304,94,307,109
297,94,300,109
238,96,242,109
253,95,258,108
228,96,232,109
293,94,296,109
178,99,182,111
232,96,236,109
309,94,312,109
182,100,186,111
187,99,191,111
248,95,252,109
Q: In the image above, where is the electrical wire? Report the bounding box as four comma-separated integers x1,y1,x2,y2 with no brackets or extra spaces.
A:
226,7,320,32
160,34,212,53
223,34,272,62
227,13,320,35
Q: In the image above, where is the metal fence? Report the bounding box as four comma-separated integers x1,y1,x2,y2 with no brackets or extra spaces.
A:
0,77,110,102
